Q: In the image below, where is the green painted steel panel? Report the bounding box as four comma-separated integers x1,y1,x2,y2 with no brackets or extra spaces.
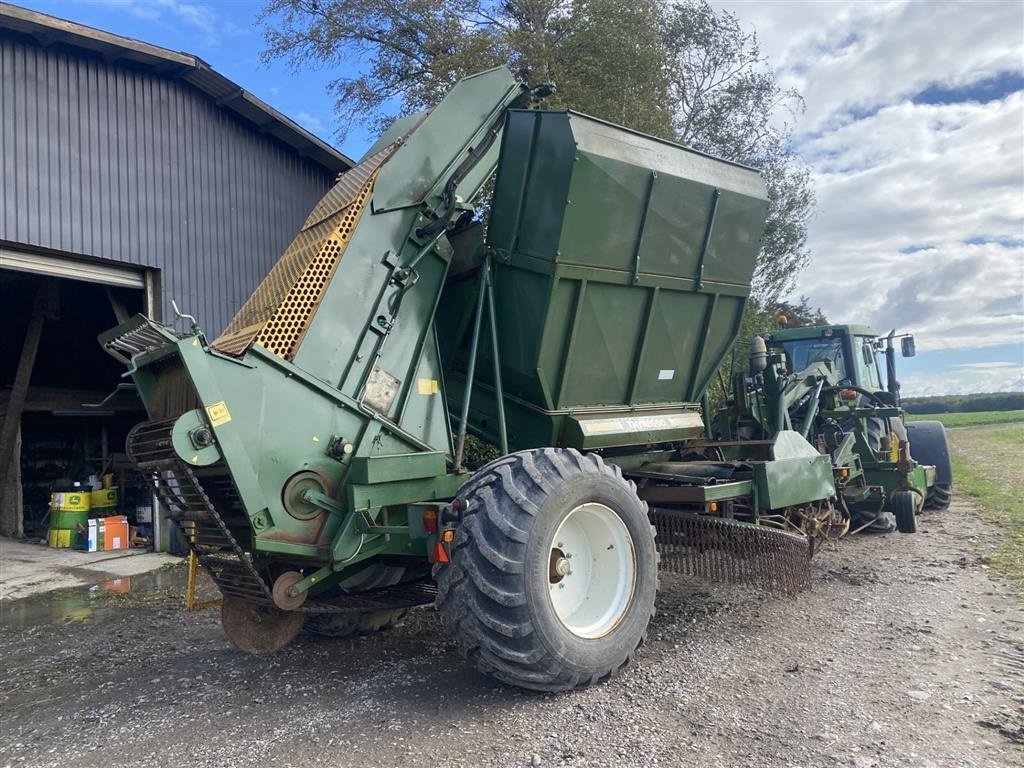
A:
563,409,704,449
754,453,836,510
349,452,447,485
372,67,521,212
563,280,648,406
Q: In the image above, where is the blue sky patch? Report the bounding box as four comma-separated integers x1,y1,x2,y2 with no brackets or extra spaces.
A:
913,71,1024,106
964,235,1024,248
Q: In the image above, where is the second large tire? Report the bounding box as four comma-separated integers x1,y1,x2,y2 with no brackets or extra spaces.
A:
907,420,953,511
436,448,658,692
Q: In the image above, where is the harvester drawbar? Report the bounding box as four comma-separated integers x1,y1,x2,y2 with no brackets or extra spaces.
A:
101,67,936,691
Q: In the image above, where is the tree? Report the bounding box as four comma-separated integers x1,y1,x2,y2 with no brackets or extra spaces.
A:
769,295,829,328
661,2,812,300
259,0,814,300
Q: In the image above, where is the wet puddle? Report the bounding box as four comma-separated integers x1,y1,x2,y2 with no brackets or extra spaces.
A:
0,567,190,630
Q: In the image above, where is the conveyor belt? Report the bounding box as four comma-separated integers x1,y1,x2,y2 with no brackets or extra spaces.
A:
127,418,437,613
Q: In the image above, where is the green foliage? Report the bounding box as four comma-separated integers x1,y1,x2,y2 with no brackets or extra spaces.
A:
906,410,1024,427
461,433,501,467
703,294,827,407
903,392,1024,415
258,0,814,301
661,1,812,300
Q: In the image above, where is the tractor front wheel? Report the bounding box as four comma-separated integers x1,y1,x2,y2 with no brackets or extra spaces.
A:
436,448,657,691
893,491,919,534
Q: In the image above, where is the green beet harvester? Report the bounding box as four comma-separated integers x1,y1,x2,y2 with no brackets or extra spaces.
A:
100,67,938,691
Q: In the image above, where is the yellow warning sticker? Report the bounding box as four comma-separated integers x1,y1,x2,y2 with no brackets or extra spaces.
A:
417,378,440,395
206,401,232,427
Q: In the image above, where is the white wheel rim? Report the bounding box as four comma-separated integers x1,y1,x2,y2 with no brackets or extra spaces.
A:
546,502,636,639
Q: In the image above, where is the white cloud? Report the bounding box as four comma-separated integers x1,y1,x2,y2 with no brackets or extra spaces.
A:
951,361,1020,371
718,0,1024,392
720,0,1023,132
293,111,327,135
91,0,240,46
902,366,1023,397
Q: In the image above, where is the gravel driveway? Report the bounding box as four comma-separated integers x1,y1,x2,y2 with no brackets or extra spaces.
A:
1,500,1021,768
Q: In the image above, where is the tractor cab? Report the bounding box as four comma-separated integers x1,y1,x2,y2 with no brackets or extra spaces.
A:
762,324,915,405
756,322,950,519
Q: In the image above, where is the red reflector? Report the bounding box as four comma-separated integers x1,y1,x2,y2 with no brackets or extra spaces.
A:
840,390,857,401
432,540,449,564
423,508,439,534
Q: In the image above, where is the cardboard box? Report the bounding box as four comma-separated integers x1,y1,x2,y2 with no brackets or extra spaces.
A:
103,515,129,551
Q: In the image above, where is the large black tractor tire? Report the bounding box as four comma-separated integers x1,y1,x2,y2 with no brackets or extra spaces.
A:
893,491,919,534
906,420,953,511
924,483,953,511
436,448,658,692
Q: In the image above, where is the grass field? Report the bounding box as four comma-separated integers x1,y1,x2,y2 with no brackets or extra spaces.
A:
907,409,1024,428
944,416,1024,591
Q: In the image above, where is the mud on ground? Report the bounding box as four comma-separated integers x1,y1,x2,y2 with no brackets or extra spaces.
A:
1,501,1021,768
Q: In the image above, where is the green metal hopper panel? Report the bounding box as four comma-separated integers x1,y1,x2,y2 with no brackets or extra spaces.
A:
474,110,768,415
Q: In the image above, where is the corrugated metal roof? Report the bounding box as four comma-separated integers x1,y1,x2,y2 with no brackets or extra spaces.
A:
0,2,354,175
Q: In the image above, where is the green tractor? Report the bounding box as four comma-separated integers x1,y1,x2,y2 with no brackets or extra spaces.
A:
716,323,952,535
99,67,937,691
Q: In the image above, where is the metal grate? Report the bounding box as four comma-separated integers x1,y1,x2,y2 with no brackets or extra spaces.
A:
311,581,438,614
212,142,399,358
254,172,375,358
103,317,178,360
650,508,811,594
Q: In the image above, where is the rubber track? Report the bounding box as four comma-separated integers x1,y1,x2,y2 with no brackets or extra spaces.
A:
435,448,657,692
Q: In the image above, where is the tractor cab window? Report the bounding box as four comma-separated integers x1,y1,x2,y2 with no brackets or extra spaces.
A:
852,337,883,390
779,337,847,382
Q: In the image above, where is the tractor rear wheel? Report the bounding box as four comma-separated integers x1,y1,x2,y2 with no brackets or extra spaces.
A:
893,491,918,534
924,483,952,511
436,448,657,692
907,421,953,511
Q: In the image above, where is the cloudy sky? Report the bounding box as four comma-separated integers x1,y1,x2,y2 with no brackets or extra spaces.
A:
19,0,1024,396
719,0,1024,396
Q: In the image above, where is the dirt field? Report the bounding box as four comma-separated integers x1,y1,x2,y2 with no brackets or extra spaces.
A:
1,496,1021,768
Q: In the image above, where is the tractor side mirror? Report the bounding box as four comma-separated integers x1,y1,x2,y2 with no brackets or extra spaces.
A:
901,335,916,357
861,343,874,367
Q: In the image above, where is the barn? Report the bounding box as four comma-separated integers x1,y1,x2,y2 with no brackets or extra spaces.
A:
0,4,353,546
